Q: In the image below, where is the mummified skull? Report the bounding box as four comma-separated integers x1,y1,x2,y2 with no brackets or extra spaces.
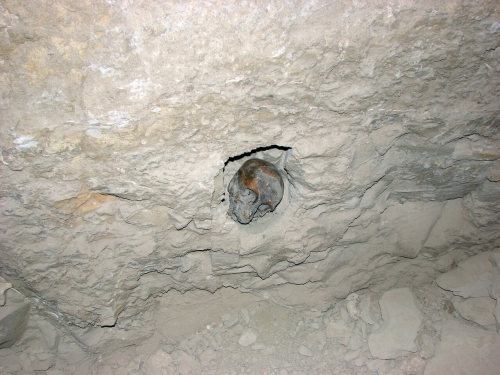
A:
228,158,284,224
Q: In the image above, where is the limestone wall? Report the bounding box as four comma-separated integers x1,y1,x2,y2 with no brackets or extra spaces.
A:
0,0,498,331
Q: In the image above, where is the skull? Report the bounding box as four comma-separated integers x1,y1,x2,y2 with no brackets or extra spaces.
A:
227,158,284,224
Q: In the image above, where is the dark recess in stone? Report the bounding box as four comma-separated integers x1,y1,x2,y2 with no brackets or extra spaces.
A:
223,145,291,167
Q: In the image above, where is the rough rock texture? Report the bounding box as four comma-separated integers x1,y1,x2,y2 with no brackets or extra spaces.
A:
0,288,29,349
0,0,499,373
437,250,500,330
0,276,11,306
425,321,500,375
368,288,423,359
437,251,500,298
452,296,496,329
1,0,498,330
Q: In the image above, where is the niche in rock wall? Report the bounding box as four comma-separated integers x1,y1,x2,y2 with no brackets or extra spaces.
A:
212,146,293,224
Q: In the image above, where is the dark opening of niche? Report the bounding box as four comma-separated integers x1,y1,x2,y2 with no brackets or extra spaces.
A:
223,145,292,167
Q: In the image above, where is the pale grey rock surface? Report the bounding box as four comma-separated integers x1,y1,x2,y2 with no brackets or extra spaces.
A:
425,320,500,375
452,296,496,329
437,250,500,331
0,0,498,329
298,344,313,357
0,289,29,349
0,276,11,306
437,251,499,298
238,329,257,347
368,288,423,359
0,0,499,373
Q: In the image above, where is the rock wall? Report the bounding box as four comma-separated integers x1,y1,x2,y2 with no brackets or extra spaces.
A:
0,0,499,333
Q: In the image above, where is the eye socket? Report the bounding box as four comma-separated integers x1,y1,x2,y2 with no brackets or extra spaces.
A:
240,189,257,204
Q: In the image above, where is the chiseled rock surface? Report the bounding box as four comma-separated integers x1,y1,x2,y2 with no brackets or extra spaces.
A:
368,288,423,359
0,0,498,334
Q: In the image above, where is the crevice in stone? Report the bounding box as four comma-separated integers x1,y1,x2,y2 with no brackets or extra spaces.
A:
223,145,292,166
93,191,148,202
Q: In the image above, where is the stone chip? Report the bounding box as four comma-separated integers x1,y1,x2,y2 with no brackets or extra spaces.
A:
368,288,423,359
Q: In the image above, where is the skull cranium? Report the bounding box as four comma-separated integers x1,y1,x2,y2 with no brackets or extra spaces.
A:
227,158,284,224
